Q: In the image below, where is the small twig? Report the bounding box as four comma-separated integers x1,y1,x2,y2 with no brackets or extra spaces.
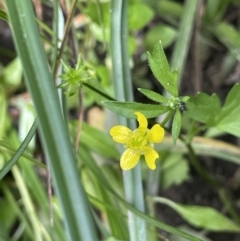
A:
53,0,78,80
75,88,84,153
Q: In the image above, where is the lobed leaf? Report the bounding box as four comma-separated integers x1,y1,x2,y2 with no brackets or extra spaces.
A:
186,92,221,125
214,84,240,137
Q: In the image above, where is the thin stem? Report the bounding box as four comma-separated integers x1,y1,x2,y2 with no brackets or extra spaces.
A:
111,1,147,240
75,88,84,153
53,0,78,79
160,110,173,127
83,82,116,101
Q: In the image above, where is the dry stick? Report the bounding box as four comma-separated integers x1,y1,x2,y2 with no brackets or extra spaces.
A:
192,0,204,94
53,0,78,80
75,88,84,153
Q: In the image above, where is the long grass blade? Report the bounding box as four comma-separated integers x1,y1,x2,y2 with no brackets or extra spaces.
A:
5,1,98,240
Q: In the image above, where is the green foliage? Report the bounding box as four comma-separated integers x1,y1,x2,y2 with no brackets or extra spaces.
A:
2,57,22,87
144,25,177,50
128,3,154,30
2,0,240,240
102,101,169,119
161,153,190,189
0,9,7,21
214,22,240,58
215,84,240,137
73,121,120,159
154,197,240,232
187,84,240,137
59,55,92,96
172,109,181,144
147,41,179,97
138,88,168,103
186,93,221,125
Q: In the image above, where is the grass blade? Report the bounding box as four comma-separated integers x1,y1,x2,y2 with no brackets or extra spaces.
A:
5,1,98,240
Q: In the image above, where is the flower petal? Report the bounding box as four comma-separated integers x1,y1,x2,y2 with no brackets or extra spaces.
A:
110,126,132,144
148,124,164,143
144,147,159,170
120,149,140,170
134,112,147,128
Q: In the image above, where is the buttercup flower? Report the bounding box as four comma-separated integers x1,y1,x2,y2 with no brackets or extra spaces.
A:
110,112,164,170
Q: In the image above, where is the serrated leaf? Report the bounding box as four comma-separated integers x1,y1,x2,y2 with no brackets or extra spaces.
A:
215,84,240,137
138,88,168,103
102,101,169,119
154,197,240,232
172,109,181,143
161,153,189,189
148,41,179,97
186,93,221,125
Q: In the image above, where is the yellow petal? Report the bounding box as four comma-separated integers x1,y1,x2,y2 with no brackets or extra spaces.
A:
110,126,132,144
134,112,147,128
120,149,140,170
144,147,159,170
148,124,164,143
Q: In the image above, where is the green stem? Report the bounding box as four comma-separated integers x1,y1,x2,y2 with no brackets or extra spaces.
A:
53,0,78,79
111,1,147,240
83,82,116,101
170,0,199,82
160,110,173,127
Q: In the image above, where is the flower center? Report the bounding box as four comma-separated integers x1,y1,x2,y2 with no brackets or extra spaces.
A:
125,128,149,154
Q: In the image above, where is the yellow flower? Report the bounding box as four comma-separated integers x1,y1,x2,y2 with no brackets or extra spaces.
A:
110,112,164,170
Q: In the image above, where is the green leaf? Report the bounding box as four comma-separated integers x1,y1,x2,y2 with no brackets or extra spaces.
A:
144,25,177,50
172,109,181,143
102,101,169,119
84,2,110,27
147,41,179,97
161,153,190,189
215,84,240,137
128,3,154,30
186,93,221,125
138,88,168,103
0,9,8,21
154,197,240,232
214,22,240,59
3,57,22,87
